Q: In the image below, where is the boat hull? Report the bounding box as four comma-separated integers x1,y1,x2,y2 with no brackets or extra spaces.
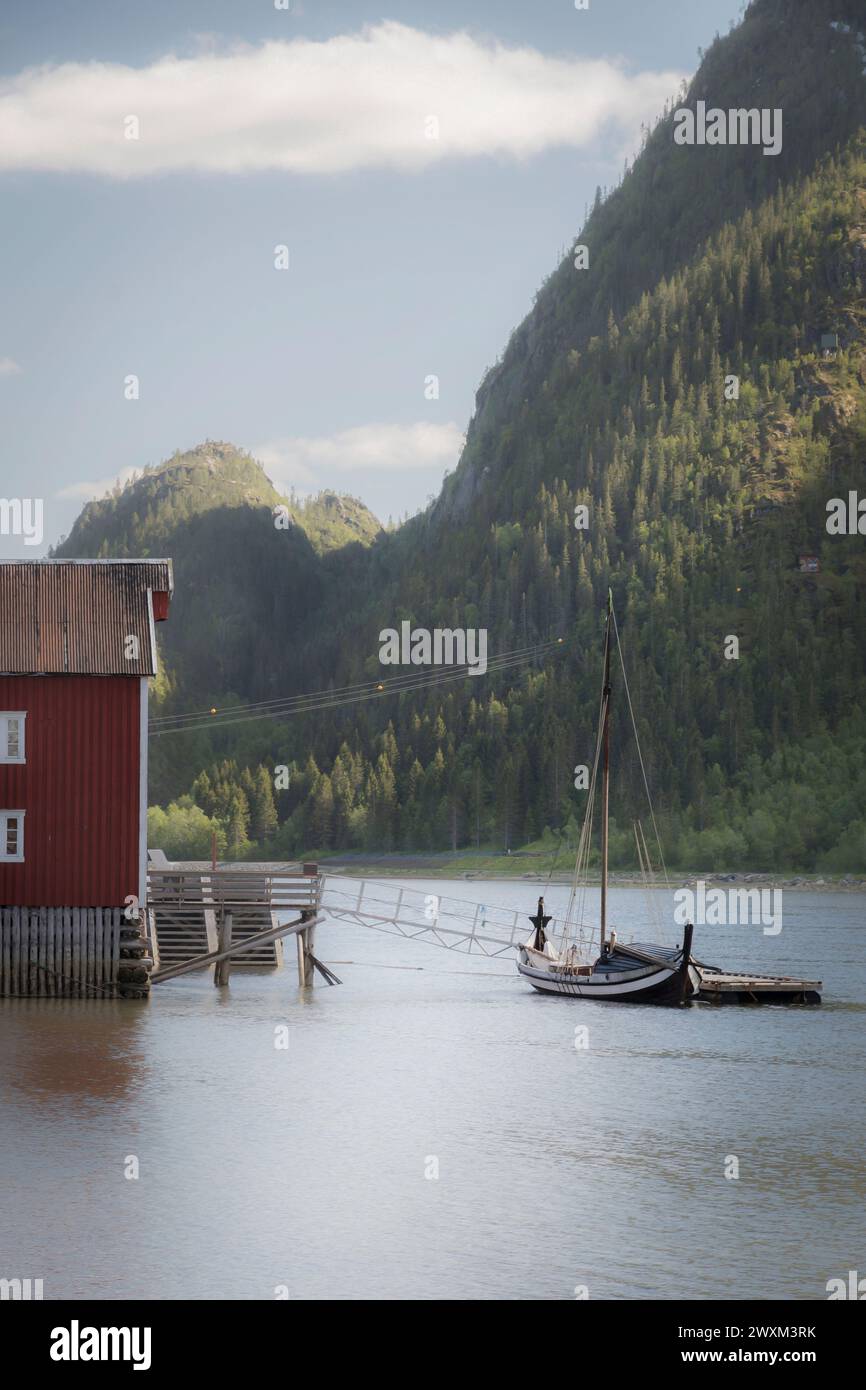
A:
517,957,696,1005
517,924,698,1006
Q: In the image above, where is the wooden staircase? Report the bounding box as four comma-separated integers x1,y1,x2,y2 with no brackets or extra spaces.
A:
147,867,213,968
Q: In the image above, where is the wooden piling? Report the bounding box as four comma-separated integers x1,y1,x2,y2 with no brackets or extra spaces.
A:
39,909,48,997
296,914,316,987
214,910,233,987
62,909,71,996
103,909,113,990
0,905,143,998
87,908,96,995
30,911,41,996
12,908,21,994
0,909,9,994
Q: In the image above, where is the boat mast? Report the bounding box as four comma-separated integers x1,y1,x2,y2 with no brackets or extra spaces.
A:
600,590,613,951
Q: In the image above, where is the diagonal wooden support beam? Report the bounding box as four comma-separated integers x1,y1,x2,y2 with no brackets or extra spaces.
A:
308,952,341,986
151,913,323,985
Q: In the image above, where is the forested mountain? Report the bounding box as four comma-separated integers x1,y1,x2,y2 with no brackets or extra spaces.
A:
56,0,866,871
56,441,384,706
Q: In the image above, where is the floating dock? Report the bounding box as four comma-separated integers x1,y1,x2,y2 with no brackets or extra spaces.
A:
696,966,821,1005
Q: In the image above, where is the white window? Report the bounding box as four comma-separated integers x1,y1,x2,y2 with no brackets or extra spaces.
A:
0,811,24,862
0,712,26,763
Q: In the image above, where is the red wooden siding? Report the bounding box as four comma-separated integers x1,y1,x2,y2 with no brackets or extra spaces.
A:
0,675,140,907
151,589,171,621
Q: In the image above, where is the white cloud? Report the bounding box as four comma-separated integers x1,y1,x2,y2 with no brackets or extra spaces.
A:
56,466,139,501
0,357,22,375
0,23,684,177
55,424,460,504
257,421,464,489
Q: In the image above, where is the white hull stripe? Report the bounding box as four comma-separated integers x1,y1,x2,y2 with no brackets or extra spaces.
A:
517,961,676,996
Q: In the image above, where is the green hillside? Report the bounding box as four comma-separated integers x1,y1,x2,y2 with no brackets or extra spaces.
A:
57,0,866,872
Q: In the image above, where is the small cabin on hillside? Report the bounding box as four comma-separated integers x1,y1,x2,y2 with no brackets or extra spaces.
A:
820,332,839,358
0,559,172,997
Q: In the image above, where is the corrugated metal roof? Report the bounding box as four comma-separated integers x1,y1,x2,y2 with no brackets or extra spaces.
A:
0,560,173,675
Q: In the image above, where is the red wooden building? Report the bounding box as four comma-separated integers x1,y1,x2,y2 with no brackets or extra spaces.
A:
0,560,172,916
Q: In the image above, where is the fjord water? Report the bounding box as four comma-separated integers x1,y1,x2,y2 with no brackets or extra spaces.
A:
1,881,863,1301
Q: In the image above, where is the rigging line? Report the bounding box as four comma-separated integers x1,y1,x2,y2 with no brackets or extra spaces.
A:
611,606,670,889
563,624,606,950
149,644,566,737
584,689,604,870
639,811,667,945
561,740,599,956
634,819,646,885
150,637,567,727
570,756,595,940
634,819,660,940
578,788,597,953
570,690,600,912
635,817,655,935
637,817,665,941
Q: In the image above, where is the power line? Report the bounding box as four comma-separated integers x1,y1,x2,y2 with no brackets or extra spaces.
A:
150,640,568,736
151,636,563,728
149,636,571,738
150,637,566,728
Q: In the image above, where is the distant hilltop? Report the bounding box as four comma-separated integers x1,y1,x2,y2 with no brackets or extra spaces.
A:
54,440,384,559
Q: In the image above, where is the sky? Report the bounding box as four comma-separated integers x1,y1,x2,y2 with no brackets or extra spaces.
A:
0,0,746,554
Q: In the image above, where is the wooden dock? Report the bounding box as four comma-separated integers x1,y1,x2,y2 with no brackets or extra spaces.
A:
147,862,322,987
696,966,821,1005
146,859,296,970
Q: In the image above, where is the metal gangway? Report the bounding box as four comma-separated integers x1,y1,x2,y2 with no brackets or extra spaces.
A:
319,876,600,960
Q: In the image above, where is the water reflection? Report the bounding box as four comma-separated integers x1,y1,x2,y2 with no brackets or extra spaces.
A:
0,998,150,1105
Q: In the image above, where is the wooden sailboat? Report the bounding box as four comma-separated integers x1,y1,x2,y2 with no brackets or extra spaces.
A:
517,593,700,1005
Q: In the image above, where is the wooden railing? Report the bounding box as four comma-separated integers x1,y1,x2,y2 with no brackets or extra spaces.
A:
146,865,321,913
